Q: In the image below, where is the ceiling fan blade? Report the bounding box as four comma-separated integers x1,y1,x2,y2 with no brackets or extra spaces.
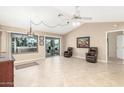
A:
71,16,92,20
80,16,93,20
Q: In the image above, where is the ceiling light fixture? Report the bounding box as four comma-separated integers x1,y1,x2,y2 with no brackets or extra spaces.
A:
58,6,92,27
27,17,69,36
72,21,81,27
27,20,35,37
29,15,69,28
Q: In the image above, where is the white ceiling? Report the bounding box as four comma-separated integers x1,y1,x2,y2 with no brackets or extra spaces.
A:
0,6,124,34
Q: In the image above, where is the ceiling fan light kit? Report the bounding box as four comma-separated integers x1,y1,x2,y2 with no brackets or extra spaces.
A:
72,21,81,27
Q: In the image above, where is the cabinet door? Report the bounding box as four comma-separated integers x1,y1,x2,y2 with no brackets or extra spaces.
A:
0,62,13,87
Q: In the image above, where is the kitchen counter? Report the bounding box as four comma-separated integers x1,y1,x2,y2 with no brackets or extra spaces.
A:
0,53,15,62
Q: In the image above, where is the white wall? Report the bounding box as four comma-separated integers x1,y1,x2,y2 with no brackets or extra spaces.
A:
1,31,8,52
1,22,124,63
63,22,124,63
0,31,1,51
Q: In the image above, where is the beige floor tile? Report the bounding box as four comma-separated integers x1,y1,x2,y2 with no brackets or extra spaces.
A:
14,56,124,87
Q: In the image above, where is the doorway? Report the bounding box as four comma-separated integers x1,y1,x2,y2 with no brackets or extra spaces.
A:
45,37,60,57
107,31,124,64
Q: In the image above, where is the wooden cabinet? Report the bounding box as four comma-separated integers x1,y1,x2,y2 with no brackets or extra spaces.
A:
0,54,14,87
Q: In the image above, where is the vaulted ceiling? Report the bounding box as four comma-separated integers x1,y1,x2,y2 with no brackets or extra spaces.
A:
0,6,124,34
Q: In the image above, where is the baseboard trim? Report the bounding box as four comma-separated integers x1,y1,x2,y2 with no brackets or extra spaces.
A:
73,56,84,59
98,59,107,63
73,56,107,63
14,57,45,65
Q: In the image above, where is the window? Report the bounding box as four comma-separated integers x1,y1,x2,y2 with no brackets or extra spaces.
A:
11,33,38,54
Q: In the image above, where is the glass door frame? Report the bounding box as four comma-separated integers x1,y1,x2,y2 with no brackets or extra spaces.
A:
45,36,61,58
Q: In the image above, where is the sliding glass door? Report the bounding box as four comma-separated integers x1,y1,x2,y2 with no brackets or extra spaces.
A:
45,37,60,57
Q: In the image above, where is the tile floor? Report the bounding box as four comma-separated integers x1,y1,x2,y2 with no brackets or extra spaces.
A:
15,56,124,87
108,57,124,64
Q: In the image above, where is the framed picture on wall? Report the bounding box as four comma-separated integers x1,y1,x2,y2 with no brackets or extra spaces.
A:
39,36,44,46
77,37,90,48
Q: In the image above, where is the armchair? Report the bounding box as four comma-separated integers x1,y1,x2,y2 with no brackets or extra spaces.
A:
64,47,73,58
86,47,98,63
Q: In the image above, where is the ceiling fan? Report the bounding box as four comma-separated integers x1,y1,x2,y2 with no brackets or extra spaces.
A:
58,6,92,20
71,6,92,20
58,6,92,26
